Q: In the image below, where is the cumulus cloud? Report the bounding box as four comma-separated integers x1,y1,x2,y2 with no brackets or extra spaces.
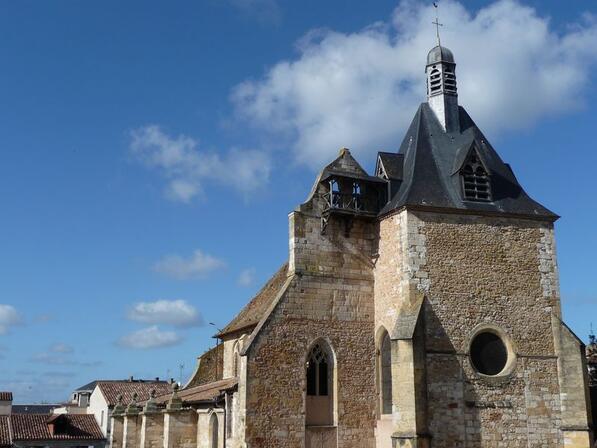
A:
130,125,271,202
127,299,203,327
232,0,597,168
118,326,181,350
0,305,22,335
153,249,226,280
238,268,256,287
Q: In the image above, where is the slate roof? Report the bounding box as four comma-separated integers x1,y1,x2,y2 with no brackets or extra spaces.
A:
218,263,289,337
74,380,98,392
96,380,172,407
379,103,557,220
320,148,386,184
427,45,455,65
11,405,60,415
0,393,12,402
155,378,237,406
1,414,104,444
0,416,10,448
377,152,404,180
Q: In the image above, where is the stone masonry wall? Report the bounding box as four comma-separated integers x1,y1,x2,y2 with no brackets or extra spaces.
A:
243,191,378,448
375,210,568,447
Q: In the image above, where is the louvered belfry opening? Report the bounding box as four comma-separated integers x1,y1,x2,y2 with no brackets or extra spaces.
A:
443,66,457,94
429,68,441,94
461,150,491,201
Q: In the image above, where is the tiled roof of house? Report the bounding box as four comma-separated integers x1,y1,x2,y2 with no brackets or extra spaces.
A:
97,380,172,407
0,416,10,448
218,263,288,337
0,393,12,402
4,414,104,443
185,344,223,389
154,378,237,405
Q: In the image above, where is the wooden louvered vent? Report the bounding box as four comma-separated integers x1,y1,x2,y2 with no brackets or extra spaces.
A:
461,151,491,201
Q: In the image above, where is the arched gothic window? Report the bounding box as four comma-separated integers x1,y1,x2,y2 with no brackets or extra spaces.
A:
232,342,240,377
209,413,219,448
306,341,334,426
379,330,392,415
461,151,491,201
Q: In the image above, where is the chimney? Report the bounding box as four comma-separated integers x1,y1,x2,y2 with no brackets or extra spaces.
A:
0,392,13,415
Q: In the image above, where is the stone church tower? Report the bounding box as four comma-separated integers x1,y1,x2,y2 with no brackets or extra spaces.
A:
108,44,593,448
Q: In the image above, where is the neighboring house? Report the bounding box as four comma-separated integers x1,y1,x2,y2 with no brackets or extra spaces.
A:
71,380,98,408
0,413,105,447
88,379,171,437
109,40,593,448
0,393,11,416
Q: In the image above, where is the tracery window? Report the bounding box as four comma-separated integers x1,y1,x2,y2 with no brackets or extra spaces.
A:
306,341,334,426
307,343,329,397
461,151,491,201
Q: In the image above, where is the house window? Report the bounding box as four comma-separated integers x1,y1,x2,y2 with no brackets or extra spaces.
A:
100,410,104,427
461,151,491,201
306,341,334,426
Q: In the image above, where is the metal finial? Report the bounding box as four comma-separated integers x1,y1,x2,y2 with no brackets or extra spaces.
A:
432,2,443,47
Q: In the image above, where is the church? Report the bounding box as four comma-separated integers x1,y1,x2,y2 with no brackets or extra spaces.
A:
108,43,593,448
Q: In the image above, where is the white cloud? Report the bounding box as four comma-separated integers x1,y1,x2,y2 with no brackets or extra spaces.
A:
153,249,226,280
232,0,597,168
118,326,181,350
127,299,203,327
130,125,271,202
0,305,22,335
238,268,256,287
49,343,74,354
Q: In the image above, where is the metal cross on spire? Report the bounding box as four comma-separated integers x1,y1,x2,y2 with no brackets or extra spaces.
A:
432,2,443,47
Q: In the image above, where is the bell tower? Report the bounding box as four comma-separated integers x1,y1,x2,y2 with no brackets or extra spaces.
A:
426,45,459,132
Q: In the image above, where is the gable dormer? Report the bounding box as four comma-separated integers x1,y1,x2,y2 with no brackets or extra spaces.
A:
454,143,492,202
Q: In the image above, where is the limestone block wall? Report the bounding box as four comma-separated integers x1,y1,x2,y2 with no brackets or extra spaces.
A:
139,412,163,448
164,409,198,448
373,210,590,447
243,204,377,448
123,414,140,448
110,415,124,448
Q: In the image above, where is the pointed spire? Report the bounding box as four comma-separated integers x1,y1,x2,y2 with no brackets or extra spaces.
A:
432,2,443,47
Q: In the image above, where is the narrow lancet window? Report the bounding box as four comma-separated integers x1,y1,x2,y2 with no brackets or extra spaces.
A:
380,330,392,415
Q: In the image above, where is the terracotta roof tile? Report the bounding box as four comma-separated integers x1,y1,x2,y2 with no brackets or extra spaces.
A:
0,393,12,402
0,416,10,447
97,381,172,407
218,263,288,337
155,378,237,405
10,414,105,441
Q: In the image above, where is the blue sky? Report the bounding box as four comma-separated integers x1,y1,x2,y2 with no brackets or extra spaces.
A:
0,0,596,403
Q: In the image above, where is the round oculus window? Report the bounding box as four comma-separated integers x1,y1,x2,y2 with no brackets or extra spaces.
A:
470,331,508,376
